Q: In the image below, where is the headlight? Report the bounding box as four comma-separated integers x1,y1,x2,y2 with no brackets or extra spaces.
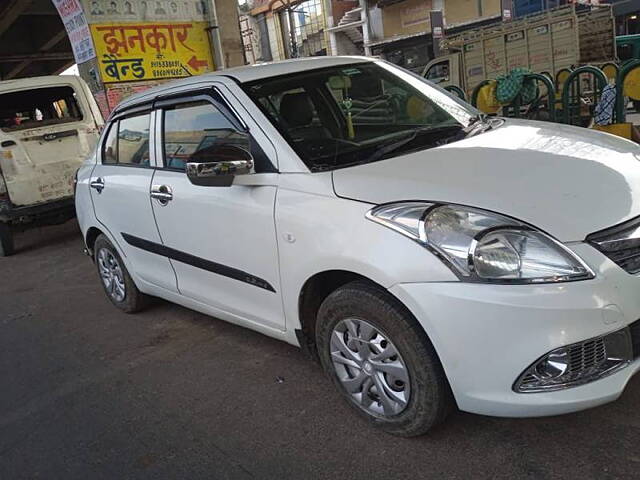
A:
366,202,594,283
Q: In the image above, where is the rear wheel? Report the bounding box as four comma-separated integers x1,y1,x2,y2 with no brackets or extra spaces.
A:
316,281,453,437
0,222,14,257
94,234,147,313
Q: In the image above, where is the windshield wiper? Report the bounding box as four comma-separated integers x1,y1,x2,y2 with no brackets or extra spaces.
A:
465,113,502,135
466,113,488,128
363,131,419,165
435,115,498,146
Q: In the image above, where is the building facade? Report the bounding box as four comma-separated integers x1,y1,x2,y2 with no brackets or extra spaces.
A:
241,0,331,62
242,0,622,73
332,0,504,73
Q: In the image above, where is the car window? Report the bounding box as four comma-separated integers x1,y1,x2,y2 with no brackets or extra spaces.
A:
426,61,450,83
161,100,276,173
244,62,474,172
117,114,150,166
326,76,420,129
103,121,118,164
257,87,324,133
0,86,83,132
163,101,242,171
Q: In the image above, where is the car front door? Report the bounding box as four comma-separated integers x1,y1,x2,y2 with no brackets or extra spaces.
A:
90,109,178,293
147,89,285,330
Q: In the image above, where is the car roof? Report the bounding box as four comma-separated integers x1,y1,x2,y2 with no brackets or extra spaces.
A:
114,56,375,113
220,55,374,82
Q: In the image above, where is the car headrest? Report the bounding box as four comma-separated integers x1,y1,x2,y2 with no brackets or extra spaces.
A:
280,92,314,127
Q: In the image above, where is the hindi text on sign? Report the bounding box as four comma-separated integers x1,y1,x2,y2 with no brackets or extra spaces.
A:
90,21,214,83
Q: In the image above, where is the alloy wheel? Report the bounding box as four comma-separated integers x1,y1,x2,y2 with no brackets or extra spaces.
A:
330,318,411,417
97,248,126,302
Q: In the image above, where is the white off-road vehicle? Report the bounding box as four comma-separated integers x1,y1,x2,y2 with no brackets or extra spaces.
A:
0,75,103,255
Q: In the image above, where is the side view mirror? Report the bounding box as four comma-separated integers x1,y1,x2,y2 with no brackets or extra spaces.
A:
185,144,254,187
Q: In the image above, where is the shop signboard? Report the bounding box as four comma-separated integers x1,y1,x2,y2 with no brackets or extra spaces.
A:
90,21,215,83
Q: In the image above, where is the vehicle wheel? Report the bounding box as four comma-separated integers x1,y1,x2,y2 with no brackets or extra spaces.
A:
0,222,14,257
316,281,453,437
94,234,147,313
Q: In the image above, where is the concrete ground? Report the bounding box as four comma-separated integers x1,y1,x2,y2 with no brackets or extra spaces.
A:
1,221,640,479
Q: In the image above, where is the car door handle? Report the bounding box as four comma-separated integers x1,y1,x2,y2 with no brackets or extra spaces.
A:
150,184,173,205
90,178,105,193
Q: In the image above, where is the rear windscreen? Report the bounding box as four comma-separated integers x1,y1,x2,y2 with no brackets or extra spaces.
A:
0,86,83,132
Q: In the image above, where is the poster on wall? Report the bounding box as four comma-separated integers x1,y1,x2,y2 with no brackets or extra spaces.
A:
52,0,97,64
90,21,215,83
82,0,209,22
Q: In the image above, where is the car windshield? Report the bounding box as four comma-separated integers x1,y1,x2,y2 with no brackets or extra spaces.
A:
242,61,478,171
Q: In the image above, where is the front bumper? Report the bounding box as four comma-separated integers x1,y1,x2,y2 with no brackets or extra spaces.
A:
389,243,640,417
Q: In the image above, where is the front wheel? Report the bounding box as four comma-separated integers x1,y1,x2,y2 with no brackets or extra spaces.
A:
0,222,14,257
316,281,453,437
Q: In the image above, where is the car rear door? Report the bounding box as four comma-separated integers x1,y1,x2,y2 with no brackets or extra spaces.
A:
147,87,285,330
89,108,177,294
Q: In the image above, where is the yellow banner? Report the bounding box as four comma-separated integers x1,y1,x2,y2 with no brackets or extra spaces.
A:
90,21,214,83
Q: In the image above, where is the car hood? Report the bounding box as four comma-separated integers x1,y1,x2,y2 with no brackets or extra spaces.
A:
332,119,640,242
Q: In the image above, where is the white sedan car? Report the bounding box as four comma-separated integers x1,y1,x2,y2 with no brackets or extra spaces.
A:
75,56,640,436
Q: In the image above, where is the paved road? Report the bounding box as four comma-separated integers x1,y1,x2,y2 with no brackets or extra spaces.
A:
2,221,640,479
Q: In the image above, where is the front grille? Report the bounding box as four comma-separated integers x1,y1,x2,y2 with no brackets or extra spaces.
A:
587,216,640,274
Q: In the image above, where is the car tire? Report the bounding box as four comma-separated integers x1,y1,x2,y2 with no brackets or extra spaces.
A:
94,234,148,313
316,280,454,437
0,222,14,257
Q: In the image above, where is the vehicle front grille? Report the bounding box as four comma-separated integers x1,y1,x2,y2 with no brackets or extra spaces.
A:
587,216,640,274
